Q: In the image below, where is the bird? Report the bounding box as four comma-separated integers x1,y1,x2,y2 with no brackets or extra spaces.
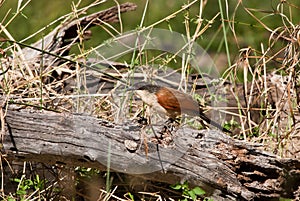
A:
129,83,231,133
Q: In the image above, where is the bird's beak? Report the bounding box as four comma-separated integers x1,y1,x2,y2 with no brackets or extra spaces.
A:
126,86,136,92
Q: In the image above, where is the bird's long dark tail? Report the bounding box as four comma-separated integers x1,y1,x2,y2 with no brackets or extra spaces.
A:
199,113,232,133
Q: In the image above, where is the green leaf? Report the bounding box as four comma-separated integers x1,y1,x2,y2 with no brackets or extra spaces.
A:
187,190,196,200
12,178,21,183
192,186,206,195
25,179,33,187
182,181,189,189
7,197,16,201
16,190,27,196
170,183,182,190
128,192,134,200
35,175,40,183
279,198,292,201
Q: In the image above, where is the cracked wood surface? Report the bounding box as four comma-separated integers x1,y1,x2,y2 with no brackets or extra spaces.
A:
2,107,300,200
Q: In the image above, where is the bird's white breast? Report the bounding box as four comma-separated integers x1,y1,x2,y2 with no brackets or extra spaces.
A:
135,90,167,115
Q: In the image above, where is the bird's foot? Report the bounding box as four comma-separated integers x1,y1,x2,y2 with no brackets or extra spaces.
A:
162,118,180,133
166,117,180,125
137,116,148,125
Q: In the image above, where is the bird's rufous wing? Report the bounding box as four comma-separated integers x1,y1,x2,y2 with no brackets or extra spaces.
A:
155,86,231,133
155,87,200,117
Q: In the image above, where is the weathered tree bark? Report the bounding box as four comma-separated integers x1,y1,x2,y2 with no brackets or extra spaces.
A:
2,107,300,200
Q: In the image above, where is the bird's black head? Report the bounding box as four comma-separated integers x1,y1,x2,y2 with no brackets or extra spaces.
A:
136,84,161,93
128,82,161,93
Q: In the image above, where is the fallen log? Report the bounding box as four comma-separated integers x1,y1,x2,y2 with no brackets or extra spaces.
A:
2,107,299,200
